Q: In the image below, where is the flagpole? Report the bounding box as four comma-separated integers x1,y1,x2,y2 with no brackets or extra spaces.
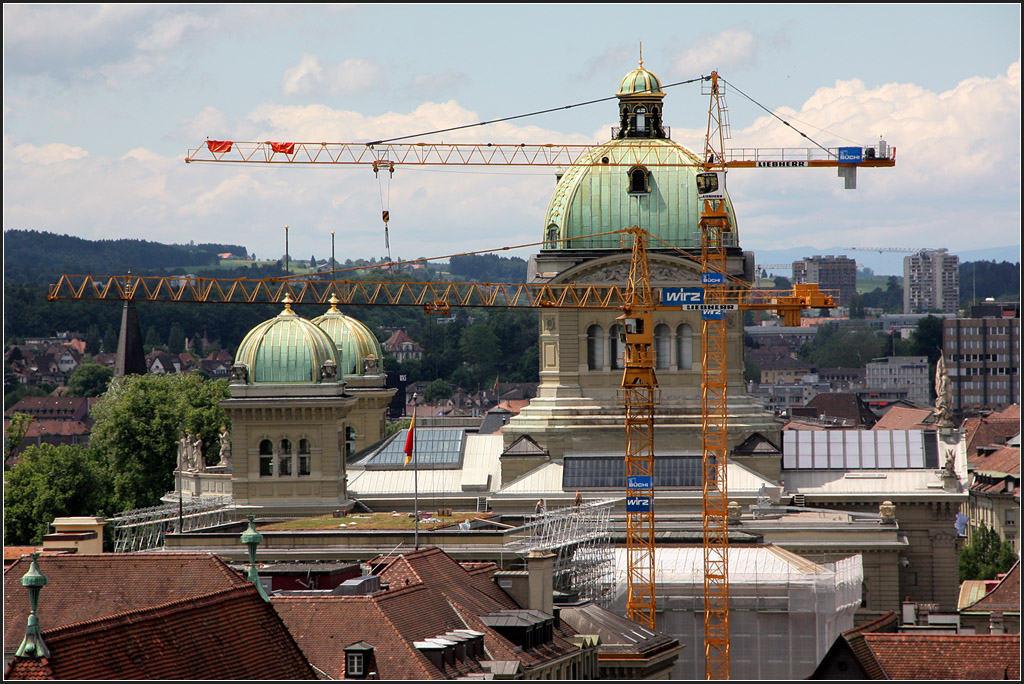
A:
404,392,420,550
412,394,419,550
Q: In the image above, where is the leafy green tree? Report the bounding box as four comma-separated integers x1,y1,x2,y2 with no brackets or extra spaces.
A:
959,524,1018,581
167,323,186,354
85,325,102,355
67,363,114,398
849,294,866,319
424,378,453,403
103,325,118,353
145,325,161,349
4,413,35,468
89,374,230,512
3,444,112,545
460,323,500,383
799,322,889,368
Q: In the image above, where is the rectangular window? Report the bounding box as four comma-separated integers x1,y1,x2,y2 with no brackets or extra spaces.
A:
299,455,311,476
347,653,364,676
259,456,273,477
279,456,292,476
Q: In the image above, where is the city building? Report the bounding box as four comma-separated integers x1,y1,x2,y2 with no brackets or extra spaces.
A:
503,59,779,466
965,443,1020,555
865,356,930,405
793,255,857,307
943,302,1020,415
903,248,959,314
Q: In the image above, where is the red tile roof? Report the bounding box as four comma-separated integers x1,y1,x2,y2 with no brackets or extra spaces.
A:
861,633,1020,679
966,561,1021,613
871,406,934,431
3,553,249,657
274,547,585,680
962,415,1020,456
969,445,1021,477
4,584,315,680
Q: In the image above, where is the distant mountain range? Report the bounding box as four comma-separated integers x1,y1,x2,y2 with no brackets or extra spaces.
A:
749,245,1020,276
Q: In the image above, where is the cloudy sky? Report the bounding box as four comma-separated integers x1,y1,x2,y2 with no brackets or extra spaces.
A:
3,4,1020,270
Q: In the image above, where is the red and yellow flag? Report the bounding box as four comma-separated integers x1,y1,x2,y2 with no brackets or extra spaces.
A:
404,410,416,465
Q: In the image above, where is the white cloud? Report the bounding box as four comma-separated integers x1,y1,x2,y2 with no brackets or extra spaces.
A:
670,29,758,77
6,62,1019,261
280,54,386,97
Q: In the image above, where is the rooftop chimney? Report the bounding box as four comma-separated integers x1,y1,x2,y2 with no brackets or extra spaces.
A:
526,549,555,616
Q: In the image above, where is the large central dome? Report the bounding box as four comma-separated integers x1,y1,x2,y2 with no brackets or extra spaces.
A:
542,62,737,251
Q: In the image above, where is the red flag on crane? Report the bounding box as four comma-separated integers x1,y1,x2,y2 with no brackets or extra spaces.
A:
207,140,233,154
270,142,295,155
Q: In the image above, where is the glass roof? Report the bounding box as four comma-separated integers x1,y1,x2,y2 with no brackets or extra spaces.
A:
359,428,467,470
563,454,702,489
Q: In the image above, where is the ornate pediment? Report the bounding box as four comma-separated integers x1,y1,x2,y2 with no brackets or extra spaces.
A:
553,253,703,286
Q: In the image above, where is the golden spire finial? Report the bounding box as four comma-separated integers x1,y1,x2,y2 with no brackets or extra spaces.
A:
327,294,341,314
639,41,643,68
280,294,296,315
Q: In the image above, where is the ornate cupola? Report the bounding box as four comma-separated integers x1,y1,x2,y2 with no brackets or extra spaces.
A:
615,52,667,140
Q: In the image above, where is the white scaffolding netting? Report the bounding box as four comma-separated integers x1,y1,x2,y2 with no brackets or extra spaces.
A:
506,499,616,604
609,545,863,680
107,496,233,553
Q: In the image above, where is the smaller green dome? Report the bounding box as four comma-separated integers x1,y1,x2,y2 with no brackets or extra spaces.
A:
617,61,664,98
235,297,340,384
311,297,384,377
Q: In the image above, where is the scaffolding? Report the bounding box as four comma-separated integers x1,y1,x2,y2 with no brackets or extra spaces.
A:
505,499,616,604
609,546,863,680
107,496,233,553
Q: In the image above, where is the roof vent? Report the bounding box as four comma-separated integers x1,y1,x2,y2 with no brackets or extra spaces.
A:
333,574,381,596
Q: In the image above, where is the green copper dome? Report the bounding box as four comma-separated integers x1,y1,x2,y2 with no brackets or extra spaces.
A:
542,139,737,250
235,297,340,384
543,62,737,251
311,297,384,377
617,63,664,98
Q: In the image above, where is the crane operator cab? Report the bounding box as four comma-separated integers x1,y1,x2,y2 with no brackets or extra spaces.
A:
617,313,657,386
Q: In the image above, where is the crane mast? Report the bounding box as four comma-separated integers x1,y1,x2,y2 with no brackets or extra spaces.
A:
619,227,658,628
700,71,731,680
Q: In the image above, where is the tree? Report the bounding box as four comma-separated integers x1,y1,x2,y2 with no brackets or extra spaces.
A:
89,374,230,512
167,323,186,354
799,322,889,368
85,324,102,355
67,363,114,397
103,325,118,354
4,412,35,468
3,444,112,545
959,524,1018,581
424,378,453,403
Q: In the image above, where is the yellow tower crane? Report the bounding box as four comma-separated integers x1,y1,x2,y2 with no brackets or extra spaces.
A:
51,71,895,679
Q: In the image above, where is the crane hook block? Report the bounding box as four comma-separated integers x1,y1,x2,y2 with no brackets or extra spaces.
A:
382,210,390,223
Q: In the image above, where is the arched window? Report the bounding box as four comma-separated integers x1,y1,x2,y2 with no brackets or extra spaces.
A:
587,325,605,370
676,323,694,370
609,324,624,370
259,439,273,477
654,324,671,370
546,224,559,246
628,165,650,194
298,439,311,476
279,438,292,476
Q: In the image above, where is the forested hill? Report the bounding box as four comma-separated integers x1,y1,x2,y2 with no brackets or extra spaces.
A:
3,230,248,285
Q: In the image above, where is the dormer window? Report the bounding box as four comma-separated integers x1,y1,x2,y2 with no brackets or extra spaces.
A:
344,641,375,679
347,653,364,677
635,106,647,132
628,165,650,194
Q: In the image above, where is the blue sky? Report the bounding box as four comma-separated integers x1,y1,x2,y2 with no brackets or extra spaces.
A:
3,4,1020,270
